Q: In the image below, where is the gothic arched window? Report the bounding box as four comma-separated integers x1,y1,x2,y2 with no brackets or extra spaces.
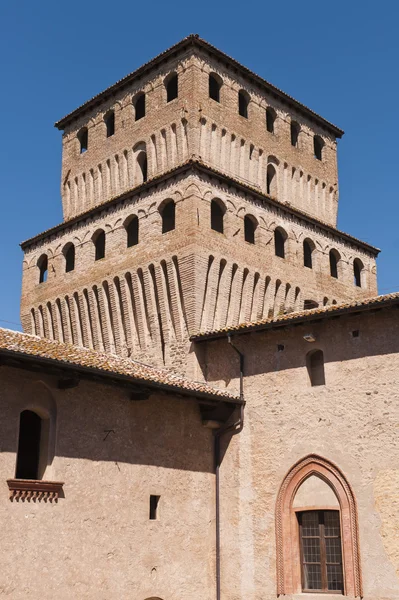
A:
329,249,340,279
353,258,363,287
78,127,88,153
38,254,48,284
303,239,314,269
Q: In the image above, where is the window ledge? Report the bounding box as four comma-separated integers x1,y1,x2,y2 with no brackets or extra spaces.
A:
7,479,64,503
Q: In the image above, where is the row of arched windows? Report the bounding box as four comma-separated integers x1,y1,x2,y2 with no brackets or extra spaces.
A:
77,73,179,154
37,200,365,287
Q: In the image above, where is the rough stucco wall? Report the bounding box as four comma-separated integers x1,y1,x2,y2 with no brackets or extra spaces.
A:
201,308,399,600
0,367,215,600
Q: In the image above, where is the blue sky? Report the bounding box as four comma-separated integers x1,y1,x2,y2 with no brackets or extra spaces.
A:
0,0,398,330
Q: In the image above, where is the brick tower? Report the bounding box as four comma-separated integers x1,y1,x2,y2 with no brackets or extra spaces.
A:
20,35,379,371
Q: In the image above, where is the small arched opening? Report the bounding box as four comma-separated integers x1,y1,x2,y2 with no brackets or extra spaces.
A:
125,215,139,247
211,199,226,234
307,349,325,386
291,121,300,147
238,89,250,118
165,72,178,102
329,249,340,279
353,258,363,287
134,92,146,121
38,254,48,284
266,107,276,133
274,228,286,258
93,229,105,261
314,135,324,160
137,151,148,183
77,127,88,153
104,110,115,138
267,164,277,196
161,200,176,233
15,410,48,480
303,238,314,269
209,73,222,102
63,243,75,273
244,215,257,244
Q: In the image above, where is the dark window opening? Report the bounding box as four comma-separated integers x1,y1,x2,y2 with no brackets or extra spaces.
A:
238,90,249,118
64,244,75,273
277,344,285,352
93,230,105,261
161,201,175,233
298,510,343,592
314,135,324,160
137,151,148,182
304,299,319,310
303,240,313,269
211,199,225,233
307,349,325,386
16,410,42,480
244,215,256,244
354,259,363,287
78,128,88,153
209,73,222,102
274,229,286,258
149,495,160,520
267,164,276,195
352,330,360,338
38,255,48,284
266,107,276,133
329,250,339,279
134,93,145,121
105,111,115,137
291,121,300,147
126,216,139,247
166,73,178,102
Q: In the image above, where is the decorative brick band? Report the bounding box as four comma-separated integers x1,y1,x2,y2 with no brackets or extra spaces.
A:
7,479,64,503
275,454,362,597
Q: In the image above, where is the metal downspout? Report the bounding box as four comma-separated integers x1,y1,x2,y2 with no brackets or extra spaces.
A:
214,334,245,600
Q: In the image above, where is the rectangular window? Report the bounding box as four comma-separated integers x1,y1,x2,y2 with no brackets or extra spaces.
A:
149,495,160,520
298,510,343,593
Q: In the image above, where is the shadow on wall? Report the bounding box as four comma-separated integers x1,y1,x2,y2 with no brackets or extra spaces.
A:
0,371,239,472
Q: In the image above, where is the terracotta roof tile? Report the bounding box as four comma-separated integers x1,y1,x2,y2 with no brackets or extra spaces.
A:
0,327,239,402
191,292,399,340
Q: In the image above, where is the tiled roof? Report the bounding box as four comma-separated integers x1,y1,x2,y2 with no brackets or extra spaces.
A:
191,292,399,341
0,328,239,402
20,159,379,256
54,35,343,137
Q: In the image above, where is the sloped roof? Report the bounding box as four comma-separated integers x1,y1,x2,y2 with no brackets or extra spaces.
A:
191,292,399,341
54,34,343,137
0,327,239,403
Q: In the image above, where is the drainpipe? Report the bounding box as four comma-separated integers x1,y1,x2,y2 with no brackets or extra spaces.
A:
214,334,245,600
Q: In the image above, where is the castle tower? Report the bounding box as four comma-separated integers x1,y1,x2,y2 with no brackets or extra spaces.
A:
20,35,379,371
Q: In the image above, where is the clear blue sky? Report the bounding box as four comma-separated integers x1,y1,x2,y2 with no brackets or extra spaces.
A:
0,0,398,330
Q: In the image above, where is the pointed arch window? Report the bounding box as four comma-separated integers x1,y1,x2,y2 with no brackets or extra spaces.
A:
125,215,139,247
78,127,88,153
38,254,48,284
211,199,225,234
63,243,75,273
137,151,148,182
353,259,363,287
329,249,340,279
267,164,277,196
303,239,314,269
209,73,222,102
165,72,178,102
161,200,175,233
93,229,105,261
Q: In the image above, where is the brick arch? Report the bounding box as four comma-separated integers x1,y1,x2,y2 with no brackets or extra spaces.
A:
275,454,362,597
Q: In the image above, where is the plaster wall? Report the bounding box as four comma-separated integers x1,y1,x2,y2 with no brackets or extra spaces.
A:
199,308,399,599
0,367,215,600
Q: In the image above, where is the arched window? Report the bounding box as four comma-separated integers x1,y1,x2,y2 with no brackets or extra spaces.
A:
78,127,88,153
307,349,325,386
134,92,145,121
314,135,324,160
211,199,225,234
238,90,249,118
291,121,300,147
137,151,148,183
267,164,277,196
38,254,48,284
104,111,115,137
353,258,363,287
276,454,362,597
15,410,46,480
63,243,75,273
161,200,175,233
274,228,286,258
93,229,105,261
244,215,257,244
209,73,222,102
303,239,314,269
125,215,139,247
266,107,276,133
165,72,178,102
329,249,340,279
